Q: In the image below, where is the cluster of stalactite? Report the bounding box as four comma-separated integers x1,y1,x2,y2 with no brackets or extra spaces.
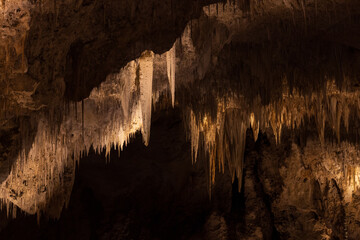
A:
183,79,360,195
184,102,248,196
3,41,360,217
1,0,360,219
0,117,76,221
0,47,178,220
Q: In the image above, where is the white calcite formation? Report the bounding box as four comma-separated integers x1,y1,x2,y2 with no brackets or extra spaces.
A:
0,49,173,219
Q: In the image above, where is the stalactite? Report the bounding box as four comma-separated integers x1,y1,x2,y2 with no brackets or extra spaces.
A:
139,51,154,146
315,95,326,145
166,42,176,107
301,0,307,34
248,111,257,139
343,104,350,133
336,103,341,143
81,99,84,140
54,0,57,25
223,109,247,191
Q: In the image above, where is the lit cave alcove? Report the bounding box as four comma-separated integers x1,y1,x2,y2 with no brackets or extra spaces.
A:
1,0,360,239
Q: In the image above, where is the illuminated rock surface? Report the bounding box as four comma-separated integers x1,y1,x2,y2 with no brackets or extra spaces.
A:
1,0,360,239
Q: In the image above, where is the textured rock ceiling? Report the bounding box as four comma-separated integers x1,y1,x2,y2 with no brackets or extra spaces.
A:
1,0,360,232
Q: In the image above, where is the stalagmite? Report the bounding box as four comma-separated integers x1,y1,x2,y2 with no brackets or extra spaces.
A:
138,50,154,146
166,42,176,107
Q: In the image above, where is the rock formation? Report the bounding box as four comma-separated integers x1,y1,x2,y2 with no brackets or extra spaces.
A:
1,0,360,239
